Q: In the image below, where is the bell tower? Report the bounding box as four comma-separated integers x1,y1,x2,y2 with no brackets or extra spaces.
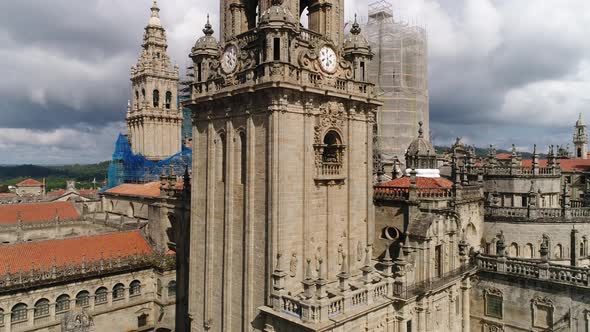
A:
185,0,379,330
574,113,588,159
127,0,182,161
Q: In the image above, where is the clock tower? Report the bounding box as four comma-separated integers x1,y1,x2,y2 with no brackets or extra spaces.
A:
185,0,378,330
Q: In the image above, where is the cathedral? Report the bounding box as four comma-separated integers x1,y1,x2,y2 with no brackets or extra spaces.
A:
179,0,590,332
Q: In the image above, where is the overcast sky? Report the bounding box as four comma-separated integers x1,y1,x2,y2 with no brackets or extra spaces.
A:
0,0,589,164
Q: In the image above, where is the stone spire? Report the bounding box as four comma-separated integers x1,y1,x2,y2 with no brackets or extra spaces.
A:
148,0,161,27
574,112,588,159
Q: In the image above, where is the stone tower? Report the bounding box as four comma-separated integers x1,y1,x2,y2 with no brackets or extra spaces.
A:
185,0,379,330
127,0,182,161
573,113,587,159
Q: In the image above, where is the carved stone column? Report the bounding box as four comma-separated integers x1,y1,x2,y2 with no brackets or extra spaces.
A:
461,278,471,332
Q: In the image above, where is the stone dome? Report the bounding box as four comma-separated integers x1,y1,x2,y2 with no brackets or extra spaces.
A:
259,1,297,27
343,16,370,52
193,16,218,52
407,122,434,156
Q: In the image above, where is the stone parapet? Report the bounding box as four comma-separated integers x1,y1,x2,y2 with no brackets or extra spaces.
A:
476,254,590,288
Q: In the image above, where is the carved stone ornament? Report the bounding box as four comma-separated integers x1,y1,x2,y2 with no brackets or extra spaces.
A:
532,296,553,307
314,102,345,144
484,287,503,297
289,253,298,277
61,308,94,332
482,322,504,332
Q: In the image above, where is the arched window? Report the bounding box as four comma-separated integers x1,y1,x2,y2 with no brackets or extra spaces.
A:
524,243,533,258
56,294,70,312
153,89,160,107
509,243,519,257
113,283,125,301
554,244,563,259
299,0,311,29
130,280,142,297
135,90,139,101
11,303,27,322
165,91,172,109
322,131,341,163
581,241,585,257
168,280,177,297
95,287,108,305
76,291,90,307
127,202,134,218
245,2,258,30
34,299,49,318
138,313,149,328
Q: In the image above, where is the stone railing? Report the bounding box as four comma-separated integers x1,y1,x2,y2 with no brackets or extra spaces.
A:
0,253,175,293
270,263,475,324
470,166,560,177
476,254,590,288
374,185,482,203
485,206,590,221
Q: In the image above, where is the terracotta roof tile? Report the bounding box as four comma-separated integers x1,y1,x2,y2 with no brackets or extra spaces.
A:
0,231,151,276
0,193,17,198
16,178,43,187
379,177,453,188
496,153,512,160
105,182,184,198
0,201,80,224
521,158,590,172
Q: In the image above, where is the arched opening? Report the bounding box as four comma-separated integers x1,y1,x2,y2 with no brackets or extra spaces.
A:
322,131,342,163
157,279,163,296
76,291,90,307
168,280,177,298
153,89,160,108
245,1,259,30
11,303,27,323
113,283,125,301
127,202,134,218
56,294,70,313
509,243,519,257
165,91,172,109
95,287,108,305
130,280,142,297
381,226,401,241
141,88,146,101
466,223,477,245
578,147,582,158
524,243,533,258
581,241,585,257
138,313,149,328
299,0,311,29
34,299,49,318
554,244,563,259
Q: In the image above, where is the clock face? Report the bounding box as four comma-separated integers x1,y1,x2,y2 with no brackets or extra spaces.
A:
221,45,238,74
319,46,338,73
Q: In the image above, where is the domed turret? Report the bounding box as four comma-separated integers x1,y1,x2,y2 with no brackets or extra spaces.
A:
147,0,162,27
192,15,218,53
405,122,439,177
259,0,297,28
344,15,371,53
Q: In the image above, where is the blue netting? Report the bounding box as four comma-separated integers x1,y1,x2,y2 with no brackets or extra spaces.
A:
104,134,191,190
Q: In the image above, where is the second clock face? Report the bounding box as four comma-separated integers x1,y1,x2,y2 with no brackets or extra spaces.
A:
319,46,338,73
221,45,238,74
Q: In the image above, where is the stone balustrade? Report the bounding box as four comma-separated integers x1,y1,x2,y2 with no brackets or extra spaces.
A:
374,185,482,203
485,206,590,221
476,254,590,288
0,253,175,292
469,166,560,177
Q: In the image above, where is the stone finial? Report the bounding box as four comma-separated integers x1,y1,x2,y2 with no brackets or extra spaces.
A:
350,14,362,35
302,258,316,299
151,0,160,17
203,14,214,36
418,121,424,138
337,254,350,291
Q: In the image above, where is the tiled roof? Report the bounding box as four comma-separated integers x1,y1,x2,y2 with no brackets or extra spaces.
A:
521,158,590,172
0,201,80,224
0,193,17,198
0,231,151,276
46,189,99,198
105,181,184,198
496,153,512,160
378,177,453,188
16,178,43,187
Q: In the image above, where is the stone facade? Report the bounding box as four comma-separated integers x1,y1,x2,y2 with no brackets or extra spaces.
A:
126,0,183,161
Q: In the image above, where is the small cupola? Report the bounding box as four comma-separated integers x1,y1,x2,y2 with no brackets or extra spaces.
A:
405,122,439,177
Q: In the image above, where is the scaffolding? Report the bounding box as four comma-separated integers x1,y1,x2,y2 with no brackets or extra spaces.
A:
105,134,192,190
365,0,429,169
